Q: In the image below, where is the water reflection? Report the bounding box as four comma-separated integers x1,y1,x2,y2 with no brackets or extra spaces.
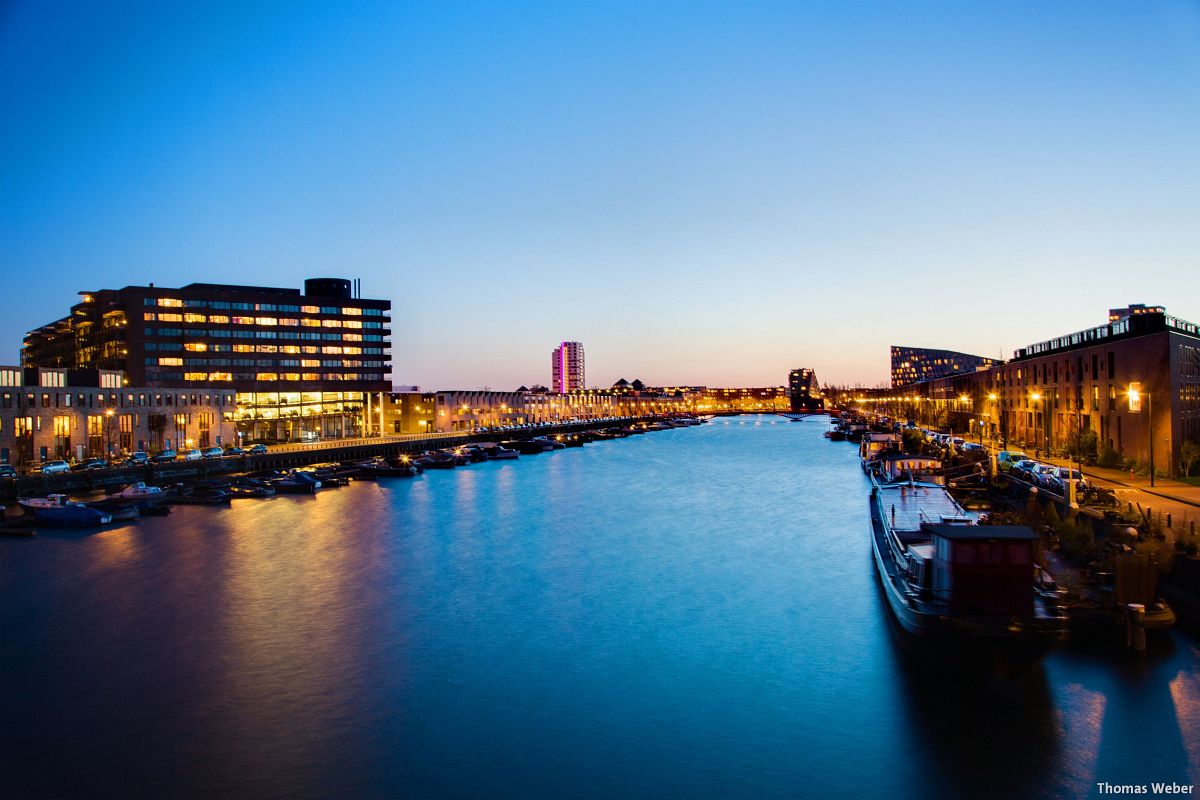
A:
2,419,1200,798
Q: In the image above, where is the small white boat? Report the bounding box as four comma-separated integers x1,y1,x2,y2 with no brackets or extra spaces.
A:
18,494,75,510
110,482,165,499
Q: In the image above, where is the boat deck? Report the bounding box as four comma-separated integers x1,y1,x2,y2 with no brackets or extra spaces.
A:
875,483,967,537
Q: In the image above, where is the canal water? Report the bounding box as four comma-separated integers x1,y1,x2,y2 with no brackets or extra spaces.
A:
3,417,1199,799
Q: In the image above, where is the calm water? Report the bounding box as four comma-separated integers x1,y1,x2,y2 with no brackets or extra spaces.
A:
3,418,1199,799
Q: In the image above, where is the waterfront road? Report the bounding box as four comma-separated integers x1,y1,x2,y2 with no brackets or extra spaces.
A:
1024,452,1200,535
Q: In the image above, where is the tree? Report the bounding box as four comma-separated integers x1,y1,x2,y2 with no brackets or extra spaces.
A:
1180,440,1200,478
1066,427,1098,465
901,428,924,455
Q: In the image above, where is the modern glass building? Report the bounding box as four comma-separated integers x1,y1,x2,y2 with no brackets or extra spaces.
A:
890,346,996,388
23,278,391,443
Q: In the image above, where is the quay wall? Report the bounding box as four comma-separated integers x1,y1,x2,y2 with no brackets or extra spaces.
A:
0,417,663,500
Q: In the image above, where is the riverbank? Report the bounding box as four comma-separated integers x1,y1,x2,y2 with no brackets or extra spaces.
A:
0,416,672,502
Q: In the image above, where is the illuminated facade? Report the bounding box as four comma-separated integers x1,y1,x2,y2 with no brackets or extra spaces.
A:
23,278,390,443
689,386,789,413
551,341,585,393
383,388,688,433
876,307,1200,477
891,346,995,388
0,366,235,466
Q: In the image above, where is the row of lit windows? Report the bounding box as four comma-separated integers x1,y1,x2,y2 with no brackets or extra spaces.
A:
144,312,379,329
145,327,386,342
146,297,384,316
163,358,383,368
147,342,383,355
171,372,385,383
148,369,385,382
0,390,232,410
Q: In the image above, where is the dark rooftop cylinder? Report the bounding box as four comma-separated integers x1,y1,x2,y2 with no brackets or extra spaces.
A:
304,278,352,299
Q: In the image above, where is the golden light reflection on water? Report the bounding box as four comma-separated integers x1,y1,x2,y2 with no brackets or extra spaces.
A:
87,521,145,571
195,485,396,782
1055,682,1107,799
1169,651,1200,787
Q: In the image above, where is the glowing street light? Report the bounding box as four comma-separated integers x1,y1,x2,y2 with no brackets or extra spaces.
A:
1029,392,1046,457
1126,383,1154,486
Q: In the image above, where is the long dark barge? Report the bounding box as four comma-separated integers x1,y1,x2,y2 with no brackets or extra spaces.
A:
869,476,1069,664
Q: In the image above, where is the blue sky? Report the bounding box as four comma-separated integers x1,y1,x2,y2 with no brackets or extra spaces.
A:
2,1,1198,389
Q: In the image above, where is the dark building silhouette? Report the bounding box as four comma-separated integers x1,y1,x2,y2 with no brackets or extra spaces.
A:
788,368,824,412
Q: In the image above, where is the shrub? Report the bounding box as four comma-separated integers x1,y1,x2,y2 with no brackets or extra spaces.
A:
1098,444,1121,469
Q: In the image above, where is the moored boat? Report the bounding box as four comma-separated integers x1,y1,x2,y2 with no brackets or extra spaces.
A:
869,477,1068,666
18,495,113,527
109,482,166,500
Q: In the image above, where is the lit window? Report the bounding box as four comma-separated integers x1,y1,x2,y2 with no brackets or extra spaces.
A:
159,357,183,366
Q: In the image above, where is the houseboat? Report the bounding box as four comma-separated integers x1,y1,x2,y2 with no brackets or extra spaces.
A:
870,453,946,486
859,433,901,473
869,477,1068,664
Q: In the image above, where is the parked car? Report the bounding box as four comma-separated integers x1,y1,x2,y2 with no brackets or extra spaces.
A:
1011,459,1040,481
223,447,245,456
1048,467,1089,495
183,449,203,461
249,444,268,455
82,458,109,471
997,451,1027,472
202,447,224,459
0,464,16,479
151,450,177,463
1031,463,1058,488
37,460,71,475
126,451,150,466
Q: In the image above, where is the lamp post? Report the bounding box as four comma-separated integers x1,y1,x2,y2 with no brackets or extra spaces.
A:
1027,393,1046,455
1127,384,1154,487
104,408,116,457
987,393,998,448
1030,392,1044,458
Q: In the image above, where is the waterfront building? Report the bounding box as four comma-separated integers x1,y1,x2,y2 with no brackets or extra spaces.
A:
873,306,1200,478
384,388,689,433
788,368,825,412
0,366,235,466
891,345,996,388
551,341,585,393
382,391,438,435
23,278,391,444
689,386,789,413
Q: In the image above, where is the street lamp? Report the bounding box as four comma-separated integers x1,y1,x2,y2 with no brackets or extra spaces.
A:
104,408,116,456
1027,393,1046,455
1030,392,1044,458
1127,384,1154,487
